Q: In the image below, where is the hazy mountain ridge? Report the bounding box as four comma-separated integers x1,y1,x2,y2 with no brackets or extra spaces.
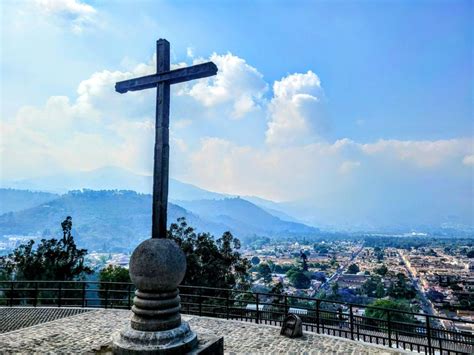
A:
176,198,318,235
0,189,319,252
0,189,60,215
1,166,297,222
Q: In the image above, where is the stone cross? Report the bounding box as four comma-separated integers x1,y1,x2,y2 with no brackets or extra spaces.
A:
115,39,217,239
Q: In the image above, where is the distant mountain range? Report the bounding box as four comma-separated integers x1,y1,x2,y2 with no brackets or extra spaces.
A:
0,187,319,252
2,167,472,238
1,166,293,214
0,189,59,215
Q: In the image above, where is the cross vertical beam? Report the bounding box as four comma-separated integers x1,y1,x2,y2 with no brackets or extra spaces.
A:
114,39,217,241
153,39,170,239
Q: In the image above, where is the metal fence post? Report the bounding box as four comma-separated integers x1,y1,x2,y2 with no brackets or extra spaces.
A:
127,284,132,309
58,283,62,308
198,288,202,316
316,299,320,334
226,290,230,320
255,293,260,324
426,315,432,355
387,310,392,348
10,282,14,306
34,282,38,307
104,283,109,309
349,304,354,340
284,295,288,316
81,282,86,308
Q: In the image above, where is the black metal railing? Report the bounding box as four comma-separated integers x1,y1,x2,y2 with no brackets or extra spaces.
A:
0,280,472,354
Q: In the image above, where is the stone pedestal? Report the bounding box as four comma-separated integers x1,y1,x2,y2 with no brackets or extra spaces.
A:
112,238,221,354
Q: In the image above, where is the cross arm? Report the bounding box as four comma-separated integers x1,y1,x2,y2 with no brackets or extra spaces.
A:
115,62,218,93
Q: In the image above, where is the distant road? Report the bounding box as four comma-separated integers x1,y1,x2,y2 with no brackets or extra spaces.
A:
398,251,444,328
320,243,364,292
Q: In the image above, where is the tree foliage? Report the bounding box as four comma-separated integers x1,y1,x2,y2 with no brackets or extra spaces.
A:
365,299,416,324
362,275,385,298
168,217,251,290
387,273,416,299
98,265,131,307
347,263,360,274
251,256,261,265
374,264,388,276
99,265,131,283
257,263,272,283
300,251,308,271
1,216,92,281
286,268,311,289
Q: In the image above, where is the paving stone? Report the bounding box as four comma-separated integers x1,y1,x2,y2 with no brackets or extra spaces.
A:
0,308,409,354
0,307,93,334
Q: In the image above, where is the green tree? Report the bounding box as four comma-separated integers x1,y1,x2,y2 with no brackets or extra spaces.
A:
362,275,383,297
286,268,311,289
1,216,92,281
374,247,384,262
375,264,388,276
251,256,261,265
365,299,416,324
270,282,285,305
387,273,416,299
99,265,131,307
347,263,360,274
168,217,250,290
99,265,130,283
257,263,272,283
375,283,385,298
300,251,308,271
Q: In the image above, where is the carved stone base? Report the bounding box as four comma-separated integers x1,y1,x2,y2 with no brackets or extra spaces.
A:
188,333,223,355
112,321,197,355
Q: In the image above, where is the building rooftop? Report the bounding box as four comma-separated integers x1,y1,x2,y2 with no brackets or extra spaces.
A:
0,307,405,354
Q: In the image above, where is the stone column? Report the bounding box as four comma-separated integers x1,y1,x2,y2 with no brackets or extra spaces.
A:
112,238,197,354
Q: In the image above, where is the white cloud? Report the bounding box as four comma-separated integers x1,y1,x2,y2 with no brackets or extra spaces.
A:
184,53,268,119
266,71,326,146
463,155,474,166
339,160,361,174
184,137,473,201
34,0,98,34
1,50,473,227
361,139,470,168
186,47,194,58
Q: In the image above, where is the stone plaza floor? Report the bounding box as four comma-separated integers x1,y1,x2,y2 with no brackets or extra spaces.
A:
0,307,409,354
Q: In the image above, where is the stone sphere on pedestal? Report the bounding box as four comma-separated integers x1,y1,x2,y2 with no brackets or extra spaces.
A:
129,238,186,292
112,238,199,354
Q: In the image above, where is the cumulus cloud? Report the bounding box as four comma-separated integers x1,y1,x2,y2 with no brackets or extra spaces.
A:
2,50,473,227
184,53,268,119
266,71,326,146
185,137,473,201
34,0,98,34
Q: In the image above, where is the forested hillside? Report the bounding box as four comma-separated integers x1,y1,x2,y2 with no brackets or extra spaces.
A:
0,189,59,214
0,190,319,252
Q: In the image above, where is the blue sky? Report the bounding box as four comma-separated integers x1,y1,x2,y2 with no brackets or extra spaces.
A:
1,0,473,229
